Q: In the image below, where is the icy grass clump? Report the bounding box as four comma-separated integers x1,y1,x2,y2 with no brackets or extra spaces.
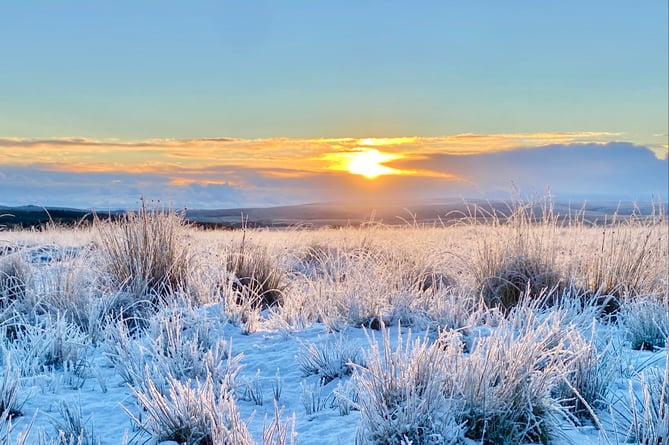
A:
0,357,22,418
223,235,287,310
0,254,30,308
453,310,579,444
48,400,99,445
127,374,253,445
3,314,88,376
296,333,365,384
612,366,669,445
104,307,239,391
353,325,462,445
619,296,668,351
95,202,192,304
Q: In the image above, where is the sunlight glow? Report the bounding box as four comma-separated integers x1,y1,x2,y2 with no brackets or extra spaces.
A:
346,148,401,179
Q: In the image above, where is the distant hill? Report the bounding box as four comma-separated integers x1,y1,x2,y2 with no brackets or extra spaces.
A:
1,199,666,230
0,206,120,229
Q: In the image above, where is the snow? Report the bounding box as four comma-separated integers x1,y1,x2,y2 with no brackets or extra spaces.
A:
5,310,664,444
1,222,666,445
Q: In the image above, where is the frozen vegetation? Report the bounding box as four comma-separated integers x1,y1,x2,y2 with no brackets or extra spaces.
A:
0,199,667,444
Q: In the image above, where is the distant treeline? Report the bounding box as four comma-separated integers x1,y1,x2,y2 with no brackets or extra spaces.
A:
0,208,239,230
0,208,101,229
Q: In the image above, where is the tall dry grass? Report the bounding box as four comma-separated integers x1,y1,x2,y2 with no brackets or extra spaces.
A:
0,197,666,444
95,202,191,304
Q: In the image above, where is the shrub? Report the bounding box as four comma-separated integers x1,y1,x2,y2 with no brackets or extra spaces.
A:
353,326,462,445
225,236,286,309
0,255,30,309
0,356,23,418
454,309,577,444
127,374,253,445
95,202,191,304
619,296,668,351
480,254,561,312
296,334,365,384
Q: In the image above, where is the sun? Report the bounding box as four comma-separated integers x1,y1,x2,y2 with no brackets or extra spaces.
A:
347,148,400,179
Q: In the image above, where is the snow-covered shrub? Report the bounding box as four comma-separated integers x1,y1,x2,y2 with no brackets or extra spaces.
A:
555,330,615,421
0,254,30,309
619,296,668,351
95,202,191,304
0,356,23,418
127,374,253,445
454,310,577,444
577,216,668,299
4,314,88,376
353,326,462,445
104,309,239,391
296,334,364,384
224,236,286,309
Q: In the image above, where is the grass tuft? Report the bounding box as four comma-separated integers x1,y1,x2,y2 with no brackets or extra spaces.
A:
95,201,191,305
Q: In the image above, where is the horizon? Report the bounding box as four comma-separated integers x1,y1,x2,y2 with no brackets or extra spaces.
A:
1,1,667,208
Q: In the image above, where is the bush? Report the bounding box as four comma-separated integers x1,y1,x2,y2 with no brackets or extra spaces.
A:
0,255,30,309
353,326,462,445
481,254,562,312
127,374,253,445
619,296,668,351
454,309,578,444
95,202,191,304
225,237,286,309
0,356,23,418
4,314,88,376
296,334,365,384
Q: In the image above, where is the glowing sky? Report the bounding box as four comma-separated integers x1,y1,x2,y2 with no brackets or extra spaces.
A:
0,1,667,208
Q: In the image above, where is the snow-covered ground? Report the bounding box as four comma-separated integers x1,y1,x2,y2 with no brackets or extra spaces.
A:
0,212,666,445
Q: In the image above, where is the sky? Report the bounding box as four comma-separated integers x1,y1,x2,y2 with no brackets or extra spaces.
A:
0,1,667,209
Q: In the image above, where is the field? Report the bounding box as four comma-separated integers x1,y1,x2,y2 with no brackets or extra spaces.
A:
0,201,667,445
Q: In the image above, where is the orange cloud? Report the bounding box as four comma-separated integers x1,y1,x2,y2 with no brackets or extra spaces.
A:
0,132,647,188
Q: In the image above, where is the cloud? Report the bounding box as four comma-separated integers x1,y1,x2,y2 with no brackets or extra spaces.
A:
390,142,668,199
0,134,666,208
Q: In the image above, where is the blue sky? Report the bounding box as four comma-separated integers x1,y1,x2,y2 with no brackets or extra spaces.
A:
0,1,667,208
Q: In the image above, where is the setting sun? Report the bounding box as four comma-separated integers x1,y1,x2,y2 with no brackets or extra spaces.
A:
347,148,401,179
